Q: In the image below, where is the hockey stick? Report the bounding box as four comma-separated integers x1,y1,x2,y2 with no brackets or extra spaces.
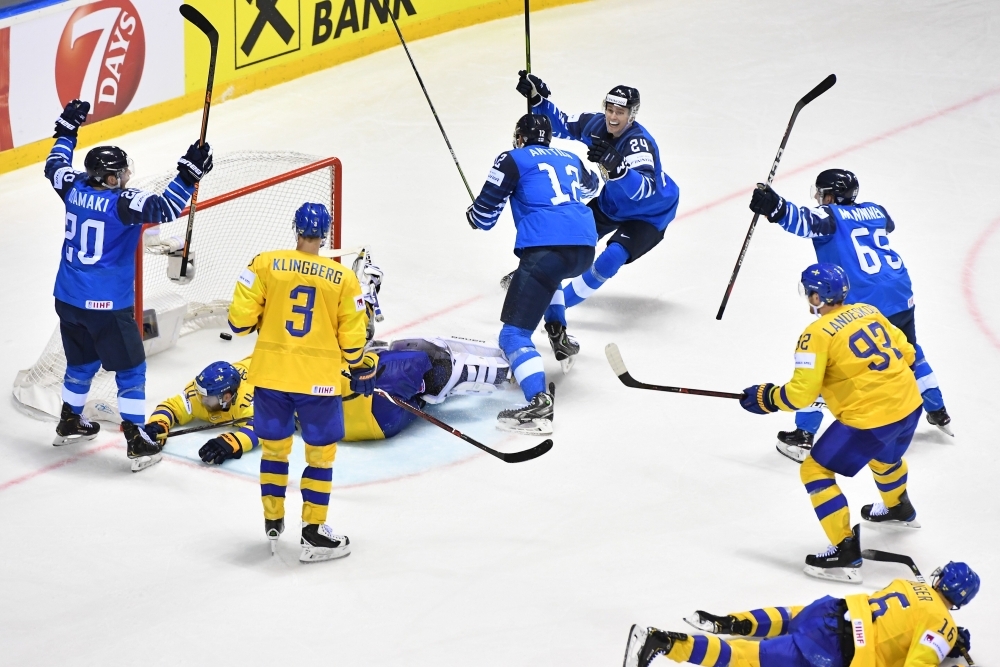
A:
715,74,836,320
373,388,553,463
524,0,532,114
605,344,743,399
154,418,249,442
178,4,219,282
862,549,976,665
386,10,474,201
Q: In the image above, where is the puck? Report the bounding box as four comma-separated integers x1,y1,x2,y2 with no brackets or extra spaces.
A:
220,332,232,341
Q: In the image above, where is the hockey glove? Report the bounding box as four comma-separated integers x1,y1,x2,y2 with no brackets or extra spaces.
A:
466,205,482,230
198,433,243,465
739,383,779,415
143,421,169,442
588,135,627,181
948,627,971,659
516,70,551,107
346,353,378,397
54,100,91,138
749,184,787,223
177,141,214,186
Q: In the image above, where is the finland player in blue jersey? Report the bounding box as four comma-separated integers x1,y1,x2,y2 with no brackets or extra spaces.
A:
44,99,213,469
514,72,680,369
749,169,952,463
467,114,599,433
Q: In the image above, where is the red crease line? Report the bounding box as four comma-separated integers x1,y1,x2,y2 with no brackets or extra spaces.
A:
961,216,1000,351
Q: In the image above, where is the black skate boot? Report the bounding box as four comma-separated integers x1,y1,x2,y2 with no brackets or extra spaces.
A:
803,524,863,584
544,321,580,373
862,491,920,528
265,518,284,556
497,390,554,435
926,407,954,436
775,428,813,464
52,402,100,446
300,523,351,563
122,420,163,472
683,610,752,635
622,625,688,667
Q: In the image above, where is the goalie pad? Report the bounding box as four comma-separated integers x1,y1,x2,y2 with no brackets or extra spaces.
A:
388,336,510,404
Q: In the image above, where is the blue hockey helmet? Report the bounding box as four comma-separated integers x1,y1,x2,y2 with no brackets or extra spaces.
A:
932,562,980,609
811,169,859,205
293,203,332,244
800,263,849,305
195,361,242,411
514,113,552,148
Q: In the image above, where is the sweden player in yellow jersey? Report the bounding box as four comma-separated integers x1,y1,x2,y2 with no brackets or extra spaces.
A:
623,561,978,667
142,358,257,464
228,203,375,563
739,263,924,583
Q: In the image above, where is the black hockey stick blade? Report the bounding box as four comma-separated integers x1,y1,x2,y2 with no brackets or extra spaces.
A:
605,344,743,399
165,418,247,440
179,4,219,43
861,549,925,581
795,74,837,112
373,389,552,463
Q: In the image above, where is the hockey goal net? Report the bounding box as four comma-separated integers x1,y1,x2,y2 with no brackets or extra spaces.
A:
13,151,343,423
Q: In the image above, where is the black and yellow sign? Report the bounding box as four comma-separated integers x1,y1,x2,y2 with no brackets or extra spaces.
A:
235,0,302,68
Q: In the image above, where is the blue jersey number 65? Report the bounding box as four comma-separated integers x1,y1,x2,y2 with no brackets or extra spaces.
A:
285,285,316,337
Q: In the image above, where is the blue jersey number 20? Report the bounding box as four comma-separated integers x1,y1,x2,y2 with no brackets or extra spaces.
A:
285,285,316,337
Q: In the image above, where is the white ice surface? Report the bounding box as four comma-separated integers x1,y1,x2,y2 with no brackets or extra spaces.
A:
2,0,999,663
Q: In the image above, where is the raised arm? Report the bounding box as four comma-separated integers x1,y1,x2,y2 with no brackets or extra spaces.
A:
466,152,520,231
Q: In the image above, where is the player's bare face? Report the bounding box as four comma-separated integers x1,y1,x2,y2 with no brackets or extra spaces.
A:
604,105,630,137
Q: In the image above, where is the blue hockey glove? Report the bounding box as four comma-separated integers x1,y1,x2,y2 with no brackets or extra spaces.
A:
948,627,971,658
749,184,787,222
54,99,91,138
587,135,627,180
516,70,550,106
198,433,242,465
143,421,168,442
346,354,378,397
466,205,480,230
740,384,779,415
177,141,214,186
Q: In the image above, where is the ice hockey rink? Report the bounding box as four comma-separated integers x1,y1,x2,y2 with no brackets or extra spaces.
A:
2,0,998,663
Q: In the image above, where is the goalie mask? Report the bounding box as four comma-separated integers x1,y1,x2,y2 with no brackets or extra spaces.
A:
195,361,242,412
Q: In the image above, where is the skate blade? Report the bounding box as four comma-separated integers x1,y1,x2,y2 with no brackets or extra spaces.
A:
775,441,809,464
52,433,98,447
622,624,649,667
496,418,553,435
299,543,351,563
863,517,922,530
269,539,278,556
559,356,575,374
131,453,162,473
682,613,717,634
933,422,955,437
803,564,863,584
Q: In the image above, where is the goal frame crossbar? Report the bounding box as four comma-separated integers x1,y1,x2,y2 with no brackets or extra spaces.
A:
134,156,343,331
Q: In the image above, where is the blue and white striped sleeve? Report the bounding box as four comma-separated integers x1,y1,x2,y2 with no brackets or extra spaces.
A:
535,99,599,143
775,203,837,238
578,160,601,199
606,142,657,200
44,136,81,201
115,174,195,226
467,152,520,231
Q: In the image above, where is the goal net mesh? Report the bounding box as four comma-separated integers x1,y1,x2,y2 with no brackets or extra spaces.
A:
13,151,340,422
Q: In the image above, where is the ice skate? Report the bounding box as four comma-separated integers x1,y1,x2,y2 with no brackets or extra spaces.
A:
52,402,100,446
862,491,920,529
497,390,553,435
300,523,351,562
926,407,954,437
265,518,284,556
122,420,163,472
775,428,813,463
803,524,863,584
544,321,579,373
622,624,687,667
683,610,751,636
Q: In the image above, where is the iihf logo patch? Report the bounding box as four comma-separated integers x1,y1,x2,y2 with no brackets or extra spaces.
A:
852,619,865,646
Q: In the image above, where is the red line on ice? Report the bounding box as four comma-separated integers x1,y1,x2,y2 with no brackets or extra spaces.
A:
0,441,116,493
961,215,1000,351
380,293,486,337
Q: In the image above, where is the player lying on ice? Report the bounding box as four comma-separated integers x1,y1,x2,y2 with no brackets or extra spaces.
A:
740,263,925,583
144,261,512,464
44,100,213,473
748,170,952,463
622,561,977,667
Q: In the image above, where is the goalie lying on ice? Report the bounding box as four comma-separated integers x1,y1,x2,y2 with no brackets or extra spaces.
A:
144,336,511,464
